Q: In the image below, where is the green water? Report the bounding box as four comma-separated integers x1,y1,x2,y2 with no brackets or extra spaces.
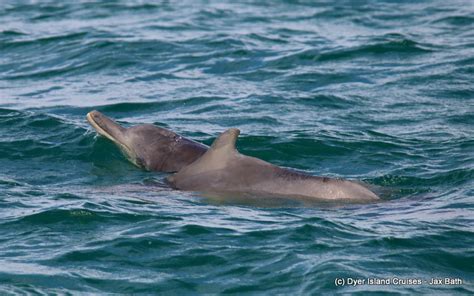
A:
1,0,473,294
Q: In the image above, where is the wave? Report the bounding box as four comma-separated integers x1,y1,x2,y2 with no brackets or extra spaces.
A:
432,15,474,26
2,36,182,80
1,1,473,294
267,34,433,70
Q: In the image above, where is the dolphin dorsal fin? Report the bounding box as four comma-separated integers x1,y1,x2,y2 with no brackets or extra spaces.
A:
210,128,240,152
176,128,240,174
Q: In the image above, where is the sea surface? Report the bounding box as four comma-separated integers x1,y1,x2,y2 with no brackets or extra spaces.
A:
1,0,473,294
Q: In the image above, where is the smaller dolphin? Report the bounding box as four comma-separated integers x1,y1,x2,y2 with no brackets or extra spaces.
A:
86,110,207,172
167,128,379,202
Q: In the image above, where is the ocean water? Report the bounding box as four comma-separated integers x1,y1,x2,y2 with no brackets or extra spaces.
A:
1,0,473,294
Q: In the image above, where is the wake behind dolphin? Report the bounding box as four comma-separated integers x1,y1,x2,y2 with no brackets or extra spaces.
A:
87,111,380,202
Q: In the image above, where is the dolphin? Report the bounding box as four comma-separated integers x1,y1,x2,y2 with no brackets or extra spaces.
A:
86,110,207,172
167,128,379,202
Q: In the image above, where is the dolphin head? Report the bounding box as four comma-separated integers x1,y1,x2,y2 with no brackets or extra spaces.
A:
86,110,207,172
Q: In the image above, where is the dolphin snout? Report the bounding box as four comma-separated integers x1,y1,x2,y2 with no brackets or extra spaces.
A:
87,110,101,121
86,110,126,144
87,110,109,128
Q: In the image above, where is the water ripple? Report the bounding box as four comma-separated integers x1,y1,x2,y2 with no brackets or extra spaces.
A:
1,0,473,294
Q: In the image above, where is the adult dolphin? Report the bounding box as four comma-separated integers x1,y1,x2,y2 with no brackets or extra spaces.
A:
167,128,379,202
86,110,207,172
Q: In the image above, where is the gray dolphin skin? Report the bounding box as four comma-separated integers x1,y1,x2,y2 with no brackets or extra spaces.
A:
167,128,379,202
86,110,208,172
